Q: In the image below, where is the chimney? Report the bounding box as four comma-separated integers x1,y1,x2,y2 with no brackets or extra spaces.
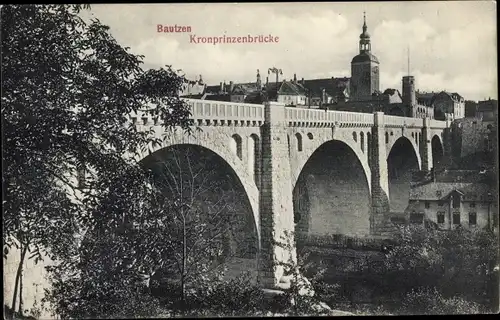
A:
293,73,297,83
223,81,226,93
266,76,269,86
301,77,305,85
229,81,234,93
220,82,223,93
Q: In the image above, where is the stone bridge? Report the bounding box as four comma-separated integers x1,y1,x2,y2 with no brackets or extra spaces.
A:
3,98,451,318
133,98,451,288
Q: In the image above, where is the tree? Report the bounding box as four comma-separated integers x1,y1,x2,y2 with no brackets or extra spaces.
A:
2,4,192,317
383,225,499,313
45,145,259,318
271,230,341,317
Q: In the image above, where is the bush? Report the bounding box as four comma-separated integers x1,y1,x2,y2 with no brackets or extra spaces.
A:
398,287,482,315
383,225,498,309
186,272,265,317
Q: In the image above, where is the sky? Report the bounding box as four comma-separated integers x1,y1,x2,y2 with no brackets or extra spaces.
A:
82,2,497,101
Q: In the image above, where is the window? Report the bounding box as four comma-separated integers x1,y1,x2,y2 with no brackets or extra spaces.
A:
469,212,477,227
453,212,461,225
437,212,445,224
410,212,424,224
452,195,460,208
470,202,476,208
295,133,303,152
425,201,430,209
437,201,444,207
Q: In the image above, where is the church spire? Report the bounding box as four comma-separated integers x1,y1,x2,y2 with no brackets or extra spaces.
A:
359,12,371,54
362,11,367,33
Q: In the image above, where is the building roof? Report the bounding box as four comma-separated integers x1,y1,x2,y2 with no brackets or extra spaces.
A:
351,52,379,64
204,94,231,102
431,91,464,103
416,92,436,103
205,85,221,94
180,81,206,96
409,182,493,201
233,82,260,95
278,80,307,96
301,77,350,100
477,99,498,112
262,80,307,100
244,91,266,104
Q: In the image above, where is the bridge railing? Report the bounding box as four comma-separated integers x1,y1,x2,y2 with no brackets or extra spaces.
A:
184,99,264,124
285,107,374,127
384,115,424,128
429,119,448,129
130,99,265,126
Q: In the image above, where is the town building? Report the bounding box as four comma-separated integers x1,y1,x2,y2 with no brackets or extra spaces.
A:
476,98,498,125
431,91,465,121
465,100,478,118
406,169,497,232
181,14,467,121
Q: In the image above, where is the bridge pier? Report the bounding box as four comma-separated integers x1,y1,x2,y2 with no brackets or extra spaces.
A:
370,112,390,235
258,101,297,287
420,118,433,171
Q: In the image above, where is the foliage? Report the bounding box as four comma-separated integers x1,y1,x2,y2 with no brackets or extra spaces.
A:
398,287,482,315
271,230,341,316
45,146,257,318
383,225,499,312
2,2,192,260
2,3,192,318
185,272,265,317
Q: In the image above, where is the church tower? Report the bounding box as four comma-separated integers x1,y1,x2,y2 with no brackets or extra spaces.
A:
350,12,380,101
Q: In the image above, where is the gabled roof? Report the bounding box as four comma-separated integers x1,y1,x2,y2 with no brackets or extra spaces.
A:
431,91,464,103
383,88,402,97
409,182,492,201
232,82,260,95
278,81,307,96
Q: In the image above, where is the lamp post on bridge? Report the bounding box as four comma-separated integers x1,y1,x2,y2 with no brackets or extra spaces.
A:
268,67,283,102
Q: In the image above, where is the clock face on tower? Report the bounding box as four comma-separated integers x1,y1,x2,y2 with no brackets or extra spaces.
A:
372,66,379,75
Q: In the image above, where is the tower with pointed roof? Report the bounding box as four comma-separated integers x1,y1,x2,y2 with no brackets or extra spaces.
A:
350,12,380,101
256,69,262,90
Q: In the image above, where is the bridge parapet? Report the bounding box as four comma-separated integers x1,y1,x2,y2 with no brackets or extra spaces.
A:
285,107,374,128
384,115,424,128
429,119,449,129
130,99,265,127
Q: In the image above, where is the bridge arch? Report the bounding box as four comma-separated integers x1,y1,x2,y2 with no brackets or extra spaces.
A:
387,136,421,213
134,130,261,245
141,142,260,281
431,134,444,169
293,139,372,239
